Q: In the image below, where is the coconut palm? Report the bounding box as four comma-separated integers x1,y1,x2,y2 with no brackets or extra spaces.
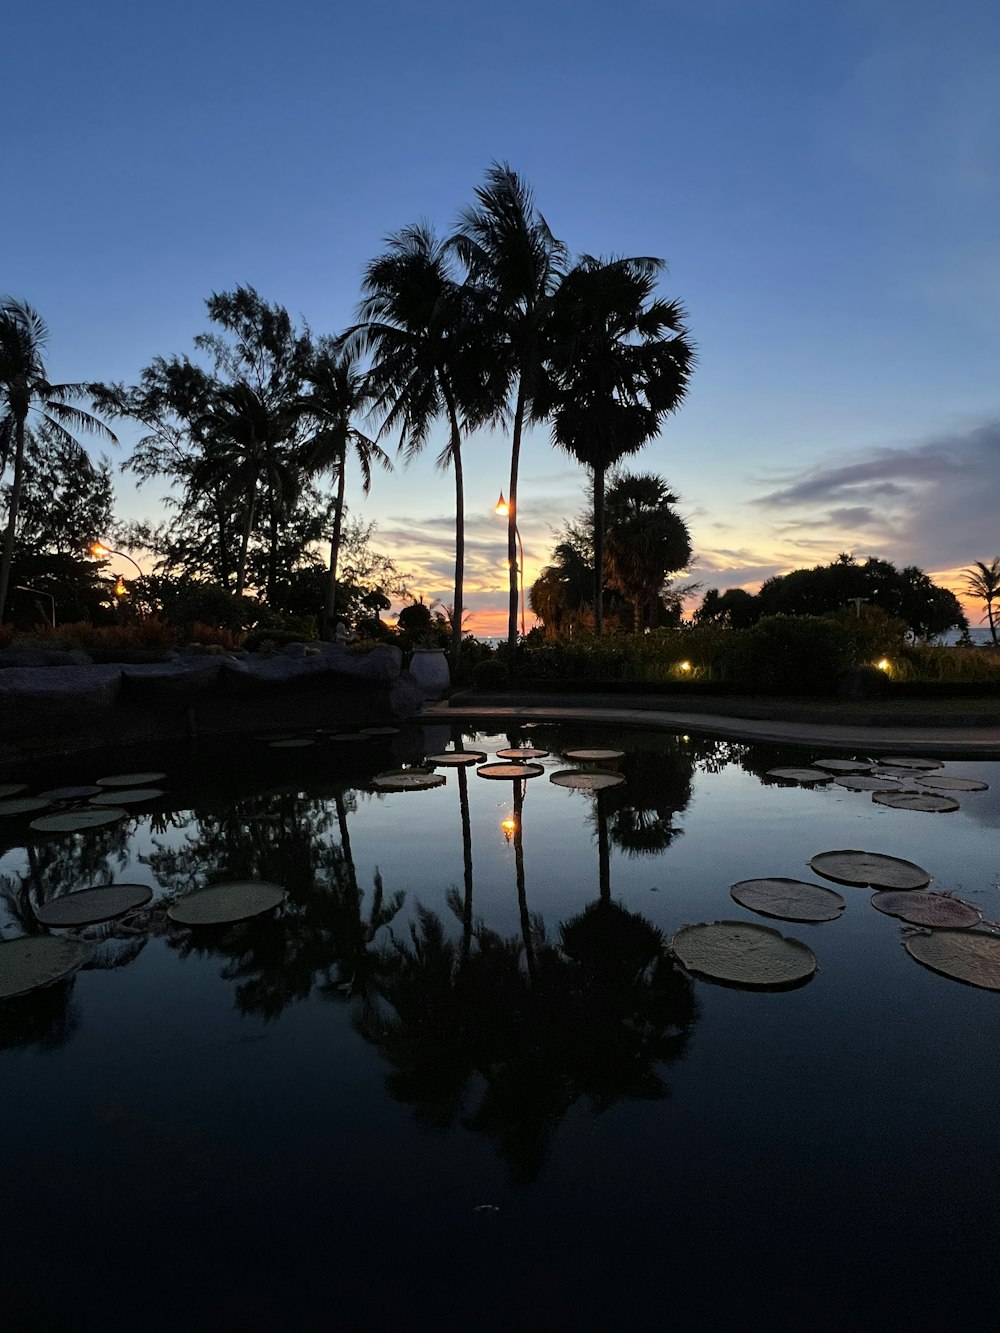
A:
346,222,494,673
298,339,392,636
604,471,692,631
962,558,1000,645
535,257,694,634
0,299,116,620
451,163,569,656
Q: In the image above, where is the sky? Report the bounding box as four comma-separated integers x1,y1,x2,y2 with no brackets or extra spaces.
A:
4,0,999,634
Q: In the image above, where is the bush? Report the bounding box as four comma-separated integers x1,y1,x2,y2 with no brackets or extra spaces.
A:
726,616,854,695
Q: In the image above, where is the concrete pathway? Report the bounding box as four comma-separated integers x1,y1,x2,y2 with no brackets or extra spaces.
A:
424,700,1000,758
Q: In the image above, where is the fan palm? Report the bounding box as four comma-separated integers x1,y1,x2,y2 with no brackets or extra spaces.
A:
962,558,1000,645
299,339,392,635
604,472,692,630
346,222,493,673
0,299,116,620
535,256,694,634
451,163,568,656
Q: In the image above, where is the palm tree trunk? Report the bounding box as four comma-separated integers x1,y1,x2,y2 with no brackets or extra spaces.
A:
506,382,527,659
234,488,257,599
444,396,464,676
593,463,606,636
0,415,27,622
324,456,346,640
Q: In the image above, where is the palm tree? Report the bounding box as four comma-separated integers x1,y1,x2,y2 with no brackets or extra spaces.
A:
962,558,1000,645
0,299,116,620
346,222,493,673
604,471,692,630
299,339,392,636
451,163,569,657
535,256,694,634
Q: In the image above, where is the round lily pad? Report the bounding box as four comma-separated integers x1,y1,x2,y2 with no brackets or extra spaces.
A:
476,762,545,780
0,783,27,798
563,748,625,763
0,796,51,818
834,774,906,792
328,733,371,742
496,747,550,759
167,880,287,926
0,935,94,999
904,931,1000,990
90,788,164,806
766,768,830,784
549,769,626,790
914,775,988,792
878,756,943,771
38,785,103,802
669,920,817,989
871,890,981,929
809,850,931,889
813,758,873,773
95,771,168,787
872,790,959,813
730,878,846,922
269,737,315,748
360,726,400,735
34,883,154,927
372,770,446,791
30,807,129,834
424,752,483,767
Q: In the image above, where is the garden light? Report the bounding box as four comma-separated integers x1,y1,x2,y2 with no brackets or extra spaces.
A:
679,660,692,672
877,659,891,672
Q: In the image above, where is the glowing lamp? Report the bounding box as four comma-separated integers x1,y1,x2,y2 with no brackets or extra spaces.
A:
877,659,891,672
495,491,510,517
679,661,692,672
501,816,517,840
113,577,127,597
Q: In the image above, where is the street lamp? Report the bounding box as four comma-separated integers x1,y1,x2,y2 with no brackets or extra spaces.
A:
89,541,144,582
495,492,526,638
14,585,56,628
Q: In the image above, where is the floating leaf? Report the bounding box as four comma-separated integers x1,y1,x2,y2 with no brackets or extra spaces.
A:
0,797,51,818
814,758,873,773
730,878,846,922
914,775,988,792
269,737,315,748
834,775,905,792
372,770,446,791
38,785,103,801
424,752,484,767
904,931,1000,990
871,891,981,929
766,768,829,784
878,756,943,771
167,880,287,926
809,850,931,889
0,935,94,999
328,733,371,742
95,771,167,787
549,769,626,790
360,726,400,735
90,788,164,807
669,920,817,989
30,807,129,834
476,762,545,780
872,790,959,813
563,748,625,763
34,883,154,928
496,747,550,759
0,783,27,798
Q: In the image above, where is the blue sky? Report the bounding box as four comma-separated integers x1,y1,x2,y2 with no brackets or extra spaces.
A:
4,0,998,630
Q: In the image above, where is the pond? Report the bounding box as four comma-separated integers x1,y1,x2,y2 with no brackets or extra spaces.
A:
2,721,998,1331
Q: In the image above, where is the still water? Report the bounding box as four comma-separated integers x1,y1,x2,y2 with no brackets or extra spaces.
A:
2,721,998,1331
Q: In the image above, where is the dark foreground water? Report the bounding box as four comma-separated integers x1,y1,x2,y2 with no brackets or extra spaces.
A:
2,721,998,1332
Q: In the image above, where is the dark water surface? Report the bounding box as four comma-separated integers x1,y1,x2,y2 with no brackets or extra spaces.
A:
2,722,998,1332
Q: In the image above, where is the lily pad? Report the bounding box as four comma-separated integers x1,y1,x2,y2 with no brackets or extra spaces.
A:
95,771,168,787
904,931,1000,990
167,880,287,926
0,783,27,798
0,797,51,818
729,878,846,922
563,748,625,763
669,920,817,989
476,762,545,780
871,891,981,929
496,747,550,759
0,935,94,999
372,770,446,791
30,807,129,834
549,769,626,790
38,785,103,802
813,758,874,774
834,775,905,792
809,850,931,889
90,788,165,806
766,768,830,784
34,883,154,927
878,756,943,771
424,752,484,767
872,790,959,813
914,775,988,792
269,737,315,748
360,726,400,735
328,733,371,742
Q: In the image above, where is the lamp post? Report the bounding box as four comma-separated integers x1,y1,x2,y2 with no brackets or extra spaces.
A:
89,542,144,612
14,585,56,628
495,492,526,638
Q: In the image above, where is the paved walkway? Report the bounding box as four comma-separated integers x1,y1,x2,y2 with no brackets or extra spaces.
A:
424,699,1000,758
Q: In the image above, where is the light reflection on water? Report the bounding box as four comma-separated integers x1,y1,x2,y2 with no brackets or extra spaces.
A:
1,721,998,1330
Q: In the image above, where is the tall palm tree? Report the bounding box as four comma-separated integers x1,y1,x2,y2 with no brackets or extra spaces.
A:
0,299,116,620
962,558,1000,645
299,339,392,636
346,222,492,673
451,163,569,657
535,256,694,634
604,471,692,630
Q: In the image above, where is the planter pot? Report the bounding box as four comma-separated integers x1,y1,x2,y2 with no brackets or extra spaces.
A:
408,648,450,700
